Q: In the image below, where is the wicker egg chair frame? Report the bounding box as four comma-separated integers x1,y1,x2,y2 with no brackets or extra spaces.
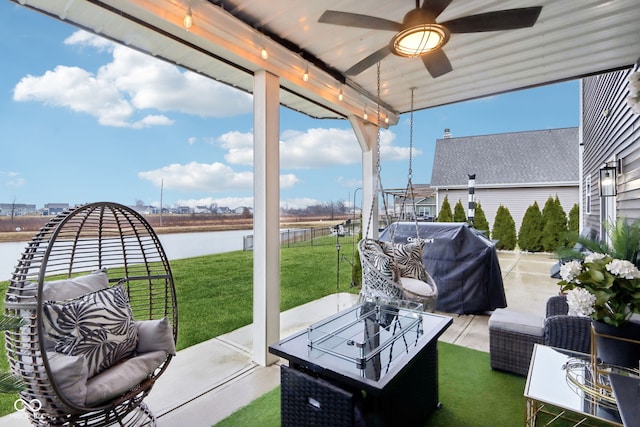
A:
4,202,178,426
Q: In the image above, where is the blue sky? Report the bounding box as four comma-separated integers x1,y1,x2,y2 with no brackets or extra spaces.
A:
0,3,580,210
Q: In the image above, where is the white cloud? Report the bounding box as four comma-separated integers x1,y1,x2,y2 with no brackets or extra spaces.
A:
280,174,299,188
217,128,412,169
337,177,362,188
12,30,252,128
219,131,254,165
138,162,299,192
138,162,252,192
281,198,323,210
64,30,114,51
1,171,25,188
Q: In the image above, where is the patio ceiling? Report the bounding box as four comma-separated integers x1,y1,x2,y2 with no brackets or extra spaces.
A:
13,0,640,127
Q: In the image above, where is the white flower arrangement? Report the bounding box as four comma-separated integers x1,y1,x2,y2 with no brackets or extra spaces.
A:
559,260,582,282
558,254,640,326
627,71,640,114
605,258,640,279
566,288,596,317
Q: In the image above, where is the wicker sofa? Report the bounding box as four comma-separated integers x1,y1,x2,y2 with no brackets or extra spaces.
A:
489,295,591,376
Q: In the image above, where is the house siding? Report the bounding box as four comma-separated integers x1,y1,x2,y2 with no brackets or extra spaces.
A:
582,68,640,237
438,186,578,232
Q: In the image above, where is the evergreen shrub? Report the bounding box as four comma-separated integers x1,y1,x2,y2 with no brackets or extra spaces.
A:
541,195,568,252
492,205,517,250
437,195,453,222
453,199,467,222
518,201,543,252
472,201,490,237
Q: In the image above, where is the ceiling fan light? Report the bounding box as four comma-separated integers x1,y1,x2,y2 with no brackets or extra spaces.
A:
392,24,447,57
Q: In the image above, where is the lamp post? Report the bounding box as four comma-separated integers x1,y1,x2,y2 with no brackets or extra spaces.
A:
336,234,342,291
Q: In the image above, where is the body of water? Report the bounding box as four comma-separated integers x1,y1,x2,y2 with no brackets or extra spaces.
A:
0,230,250,281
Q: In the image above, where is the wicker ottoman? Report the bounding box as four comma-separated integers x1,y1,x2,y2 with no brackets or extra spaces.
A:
489,309,545,376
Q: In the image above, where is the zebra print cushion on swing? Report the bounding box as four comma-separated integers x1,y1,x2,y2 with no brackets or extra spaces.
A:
381,240,427,282
362,248,401,283
43,285,138,378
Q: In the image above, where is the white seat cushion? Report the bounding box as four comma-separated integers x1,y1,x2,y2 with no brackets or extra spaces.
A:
489,308,544,337
400,277,436,296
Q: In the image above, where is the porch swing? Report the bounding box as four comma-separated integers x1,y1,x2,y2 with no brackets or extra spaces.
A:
358,79,438,312
4,202,178,426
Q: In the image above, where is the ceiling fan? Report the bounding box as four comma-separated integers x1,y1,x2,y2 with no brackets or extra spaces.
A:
318,0,542,78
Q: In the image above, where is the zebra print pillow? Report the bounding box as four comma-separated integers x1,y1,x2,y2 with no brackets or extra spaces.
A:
363,249,400,283
381,240,427,282
43,285,138,378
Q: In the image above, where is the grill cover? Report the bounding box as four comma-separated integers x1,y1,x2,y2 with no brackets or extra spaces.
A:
378,222,506,314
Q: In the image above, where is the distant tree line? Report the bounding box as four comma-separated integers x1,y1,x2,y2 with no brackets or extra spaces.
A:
281,201,350,219
436,195,579,252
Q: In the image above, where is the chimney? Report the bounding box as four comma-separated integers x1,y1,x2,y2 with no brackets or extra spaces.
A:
443,128,452,138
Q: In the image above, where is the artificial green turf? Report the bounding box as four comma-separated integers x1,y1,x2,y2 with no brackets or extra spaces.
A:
214,342,527,427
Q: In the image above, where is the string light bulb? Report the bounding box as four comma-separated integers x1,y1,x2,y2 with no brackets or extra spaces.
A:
261,46,268,60
302,64,309,82
385,116,389,124
363,109,368,121
183,7,193,30
338,88,344,102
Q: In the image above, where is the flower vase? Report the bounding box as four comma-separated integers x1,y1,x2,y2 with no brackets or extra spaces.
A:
591,320,640,369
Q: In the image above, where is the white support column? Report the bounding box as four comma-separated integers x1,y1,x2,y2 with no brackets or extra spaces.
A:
349,116,379,239
253,70,280,366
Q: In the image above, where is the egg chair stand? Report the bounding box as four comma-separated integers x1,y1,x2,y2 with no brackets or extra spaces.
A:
4,202,178,427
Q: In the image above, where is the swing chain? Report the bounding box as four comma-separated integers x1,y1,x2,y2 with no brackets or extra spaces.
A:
408,88,414,183
364,63,383,239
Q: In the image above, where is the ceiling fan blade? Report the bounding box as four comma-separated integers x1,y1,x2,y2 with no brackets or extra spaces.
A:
442,7,542,33
421,0,454,20
422,49,453,78
318,10,401,31
345,46,392,75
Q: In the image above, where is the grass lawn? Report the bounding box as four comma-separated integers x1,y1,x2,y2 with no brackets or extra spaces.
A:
0,235,359,417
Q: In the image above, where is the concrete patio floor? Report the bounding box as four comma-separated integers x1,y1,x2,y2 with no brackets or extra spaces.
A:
0,251,561,427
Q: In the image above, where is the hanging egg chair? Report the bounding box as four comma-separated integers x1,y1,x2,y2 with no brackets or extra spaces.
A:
4,202,178,426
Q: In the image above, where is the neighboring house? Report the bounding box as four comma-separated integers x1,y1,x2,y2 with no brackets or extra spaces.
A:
581,67,640,241
430,128,580,231
43,203,70,216
193,206,212,214
0,203,37,216
385,184,437,220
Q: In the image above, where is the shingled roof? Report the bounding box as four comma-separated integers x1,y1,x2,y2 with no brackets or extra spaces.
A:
430,127,579,188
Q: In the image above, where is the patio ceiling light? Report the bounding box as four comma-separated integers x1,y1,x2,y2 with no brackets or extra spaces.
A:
183,7,193,30
391,23,448,57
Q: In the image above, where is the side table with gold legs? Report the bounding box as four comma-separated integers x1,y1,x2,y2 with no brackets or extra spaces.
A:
524,344,624,427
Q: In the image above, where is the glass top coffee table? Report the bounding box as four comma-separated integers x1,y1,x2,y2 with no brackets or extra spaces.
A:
525,344,624,426
269,300,452,426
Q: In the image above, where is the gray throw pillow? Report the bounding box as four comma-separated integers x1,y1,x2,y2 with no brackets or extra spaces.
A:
46,351,89,407
85,350,167,407
136,317,176,356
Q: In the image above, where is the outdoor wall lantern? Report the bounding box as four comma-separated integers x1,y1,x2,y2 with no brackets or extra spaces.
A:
599,160,620,197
